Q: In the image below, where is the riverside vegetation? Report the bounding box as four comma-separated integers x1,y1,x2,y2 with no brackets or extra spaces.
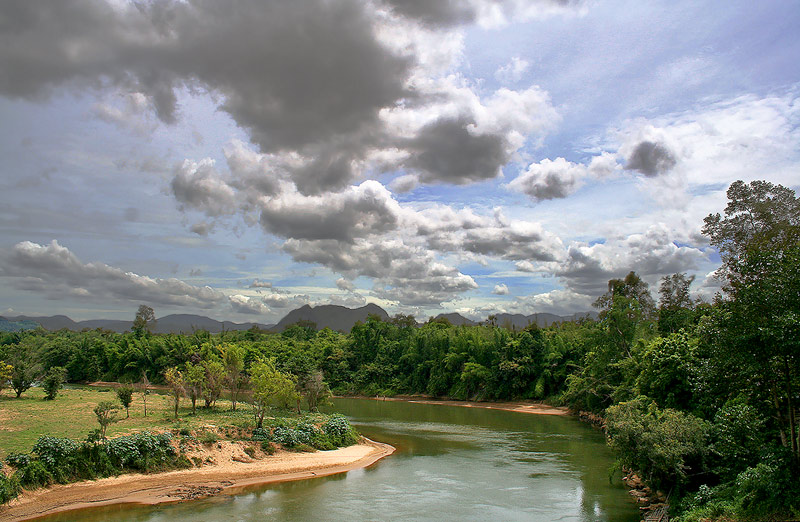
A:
1,180,798,520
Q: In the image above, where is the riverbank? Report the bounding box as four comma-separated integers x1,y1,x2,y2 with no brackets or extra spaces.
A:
357,395,570,416
0,438,394,522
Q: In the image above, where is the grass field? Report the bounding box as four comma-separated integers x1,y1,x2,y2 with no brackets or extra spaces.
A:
0,385,276,457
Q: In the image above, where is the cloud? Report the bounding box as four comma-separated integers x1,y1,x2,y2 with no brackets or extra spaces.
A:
229,294,269,315
492,283,509,295
336,278,355,291
495,56,530,84
552,224,706,297
171,159,236,217
625,140,677,176
507,157,589,201
0,240,227,308
249,279,272,289
258,181,401,242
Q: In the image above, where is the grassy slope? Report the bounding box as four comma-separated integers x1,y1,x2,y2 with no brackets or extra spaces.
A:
0,386,270,457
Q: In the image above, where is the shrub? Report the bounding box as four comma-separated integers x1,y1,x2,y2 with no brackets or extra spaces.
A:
0,473,20,505
106,432,175,472
5,453,31,468
322,415,358,447
243,446,256,458
251,427,271,441
199,431,219,445
272,426,301,447
32,436,79,470
42,366,67,400
16,460,54,488
261,441,276,455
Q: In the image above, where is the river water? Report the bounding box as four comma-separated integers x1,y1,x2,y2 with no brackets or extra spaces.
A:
39,398,639,521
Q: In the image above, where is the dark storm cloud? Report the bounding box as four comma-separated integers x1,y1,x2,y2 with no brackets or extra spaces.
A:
0,0,410,192
626,141,677,176
405,117,509,184
383,0,476,26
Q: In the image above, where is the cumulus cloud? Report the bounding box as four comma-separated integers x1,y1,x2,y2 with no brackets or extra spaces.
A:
336,278,355,291
553,224,706,297
507,157,589,201
625,140,677,176
229,294,269,315
171,159,236,217
249,279,272,290
492,283,510,295
0,240,227,308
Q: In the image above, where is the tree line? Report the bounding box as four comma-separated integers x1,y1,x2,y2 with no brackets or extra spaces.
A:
1,180,798,520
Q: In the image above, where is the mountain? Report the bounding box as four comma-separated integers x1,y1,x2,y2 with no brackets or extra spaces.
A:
2,314,274,334
275,303,389,332
0,317,41,332
433,313,476,326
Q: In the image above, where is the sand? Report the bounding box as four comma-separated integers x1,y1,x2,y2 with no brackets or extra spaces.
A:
0,438,394,522
374,396,570,416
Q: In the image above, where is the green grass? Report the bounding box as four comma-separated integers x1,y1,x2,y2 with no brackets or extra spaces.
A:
0,386,293,457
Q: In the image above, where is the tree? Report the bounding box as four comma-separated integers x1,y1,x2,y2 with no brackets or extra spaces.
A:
658,273,696,334
222,343,246,411
184,362,204,414
42,366,67,400
202,359,226,408
164,367,185,418
250,359,298,428
10,362,36,398
115,385,134,418
138,371,150,417
301,370,331,411
0,361,12,396
132,305,156,337
93,401,119,439
702,180,800,461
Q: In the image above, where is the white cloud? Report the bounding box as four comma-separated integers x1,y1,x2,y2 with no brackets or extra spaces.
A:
495,56,530,84
492,283,509,295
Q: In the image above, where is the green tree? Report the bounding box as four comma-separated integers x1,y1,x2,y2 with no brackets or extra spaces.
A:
131,305,156,338
0,361,11,396
42,366,67,400
221,343,246,411
184,362,204,414
164,367,185,418
202,359,226,408
93,401,119,439
10,362,35,398
250,358,298,428
115,384,134,418
657,273,697,334
702,180,800,460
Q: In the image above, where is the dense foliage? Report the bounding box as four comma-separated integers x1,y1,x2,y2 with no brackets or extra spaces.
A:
0,180,797,520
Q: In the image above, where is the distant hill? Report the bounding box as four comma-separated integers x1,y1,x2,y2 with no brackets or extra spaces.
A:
2,314,274,334
0,317,41,332
275,303,389,332
432,313,476,326
2,306,596,335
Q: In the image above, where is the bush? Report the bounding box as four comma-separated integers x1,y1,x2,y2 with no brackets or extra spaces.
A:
251,427,271,441
32,436,79,470
322,415,358,447
42,366,67,400
272,426,301,447
5,452,31,468
0,473,20,505
16,460,54,488
106,432,175,472
261,441,276,455
605,398,710,490
199,431,219,445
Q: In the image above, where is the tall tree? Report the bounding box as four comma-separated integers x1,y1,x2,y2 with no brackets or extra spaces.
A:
702,180,800,461
132,305,156,337
658,273,696,334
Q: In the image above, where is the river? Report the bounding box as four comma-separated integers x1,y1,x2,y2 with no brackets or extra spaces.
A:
37,398,639,521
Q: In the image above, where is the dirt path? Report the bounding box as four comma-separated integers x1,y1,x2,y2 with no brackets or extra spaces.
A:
0,439,394,522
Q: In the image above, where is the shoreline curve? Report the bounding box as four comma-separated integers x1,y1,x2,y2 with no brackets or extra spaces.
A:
0,438,394,522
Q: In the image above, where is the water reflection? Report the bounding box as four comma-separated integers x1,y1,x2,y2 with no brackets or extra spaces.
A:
36,398,638,522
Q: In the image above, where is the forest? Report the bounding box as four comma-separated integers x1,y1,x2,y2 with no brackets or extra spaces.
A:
1,180,798,521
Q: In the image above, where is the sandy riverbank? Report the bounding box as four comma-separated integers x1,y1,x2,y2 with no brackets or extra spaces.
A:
0,438,394,522
366,396,570,416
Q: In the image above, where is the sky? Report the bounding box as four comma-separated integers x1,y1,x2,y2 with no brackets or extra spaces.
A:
0,0,798,323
